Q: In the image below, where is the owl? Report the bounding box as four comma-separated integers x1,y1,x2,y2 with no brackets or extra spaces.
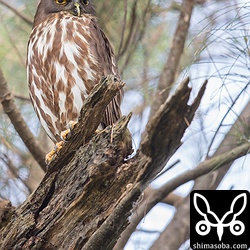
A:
27,0,122,145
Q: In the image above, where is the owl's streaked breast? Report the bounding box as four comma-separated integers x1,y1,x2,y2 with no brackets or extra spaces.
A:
27,13,100,142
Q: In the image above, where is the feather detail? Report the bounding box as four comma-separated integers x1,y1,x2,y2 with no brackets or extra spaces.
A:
27,12,122,143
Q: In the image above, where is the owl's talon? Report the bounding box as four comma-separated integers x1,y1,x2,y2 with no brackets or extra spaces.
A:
45,141,65,164
60,121,77,141
60,129,71,141
45,150,56,164
55,141,64,151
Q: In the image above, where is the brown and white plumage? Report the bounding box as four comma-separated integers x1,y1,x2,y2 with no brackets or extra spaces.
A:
27,0,122,143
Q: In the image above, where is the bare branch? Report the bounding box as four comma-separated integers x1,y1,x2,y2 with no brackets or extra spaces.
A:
13,93,30,102
115,140,249,250
117,0,128,61
153,159,180,181
161,192,183,206
152,100,250,249
0,68,47,172
150,0,195,117
119,0,151,74
149,141,250,249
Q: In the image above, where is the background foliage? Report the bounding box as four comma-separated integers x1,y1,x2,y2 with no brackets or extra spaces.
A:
0,0,249,249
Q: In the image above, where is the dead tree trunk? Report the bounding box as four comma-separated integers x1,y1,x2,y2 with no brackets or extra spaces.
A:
0,76,207,250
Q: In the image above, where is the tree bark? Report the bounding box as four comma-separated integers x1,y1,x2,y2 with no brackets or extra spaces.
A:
0,76,207,249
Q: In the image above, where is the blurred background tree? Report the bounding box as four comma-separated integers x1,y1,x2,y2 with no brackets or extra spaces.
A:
0,0,249,249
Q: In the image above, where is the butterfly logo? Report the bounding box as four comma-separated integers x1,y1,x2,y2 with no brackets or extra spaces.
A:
193,193,247,241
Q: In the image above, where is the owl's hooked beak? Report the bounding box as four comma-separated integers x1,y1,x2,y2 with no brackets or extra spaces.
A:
72,2,81,17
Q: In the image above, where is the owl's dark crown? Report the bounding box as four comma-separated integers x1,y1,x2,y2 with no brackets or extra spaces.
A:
33,0,96,27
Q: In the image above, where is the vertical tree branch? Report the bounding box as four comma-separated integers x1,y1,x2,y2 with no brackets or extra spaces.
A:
0,68,47,172
150,0,195,117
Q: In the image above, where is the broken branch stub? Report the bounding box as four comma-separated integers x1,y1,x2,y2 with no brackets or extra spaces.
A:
139,78,208,184
47,75,124,171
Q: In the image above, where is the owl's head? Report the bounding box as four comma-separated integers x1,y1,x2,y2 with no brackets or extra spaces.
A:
34,0,96,26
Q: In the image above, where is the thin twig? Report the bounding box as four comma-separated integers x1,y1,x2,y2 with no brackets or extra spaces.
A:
1,154,32,194
206,83,249,157
13,93,30,102
153,159,181,181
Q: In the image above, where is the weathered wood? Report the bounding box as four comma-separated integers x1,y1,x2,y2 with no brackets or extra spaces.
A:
0,115,135,250
0,76,206,250
0,201,14,230
47,75,125,171
139,78,208,184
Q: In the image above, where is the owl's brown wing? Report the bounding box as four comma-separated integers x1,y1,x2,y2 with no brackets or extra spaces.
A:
88,17,123,127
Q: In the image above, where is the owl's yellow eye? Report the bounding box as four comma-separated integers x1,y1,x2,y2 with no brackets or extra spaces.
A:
83,0,89,5
55,0,67,4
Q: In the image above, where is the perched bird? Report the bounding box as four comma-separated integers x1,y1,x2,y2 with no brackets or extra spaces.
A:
27,0,122,145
